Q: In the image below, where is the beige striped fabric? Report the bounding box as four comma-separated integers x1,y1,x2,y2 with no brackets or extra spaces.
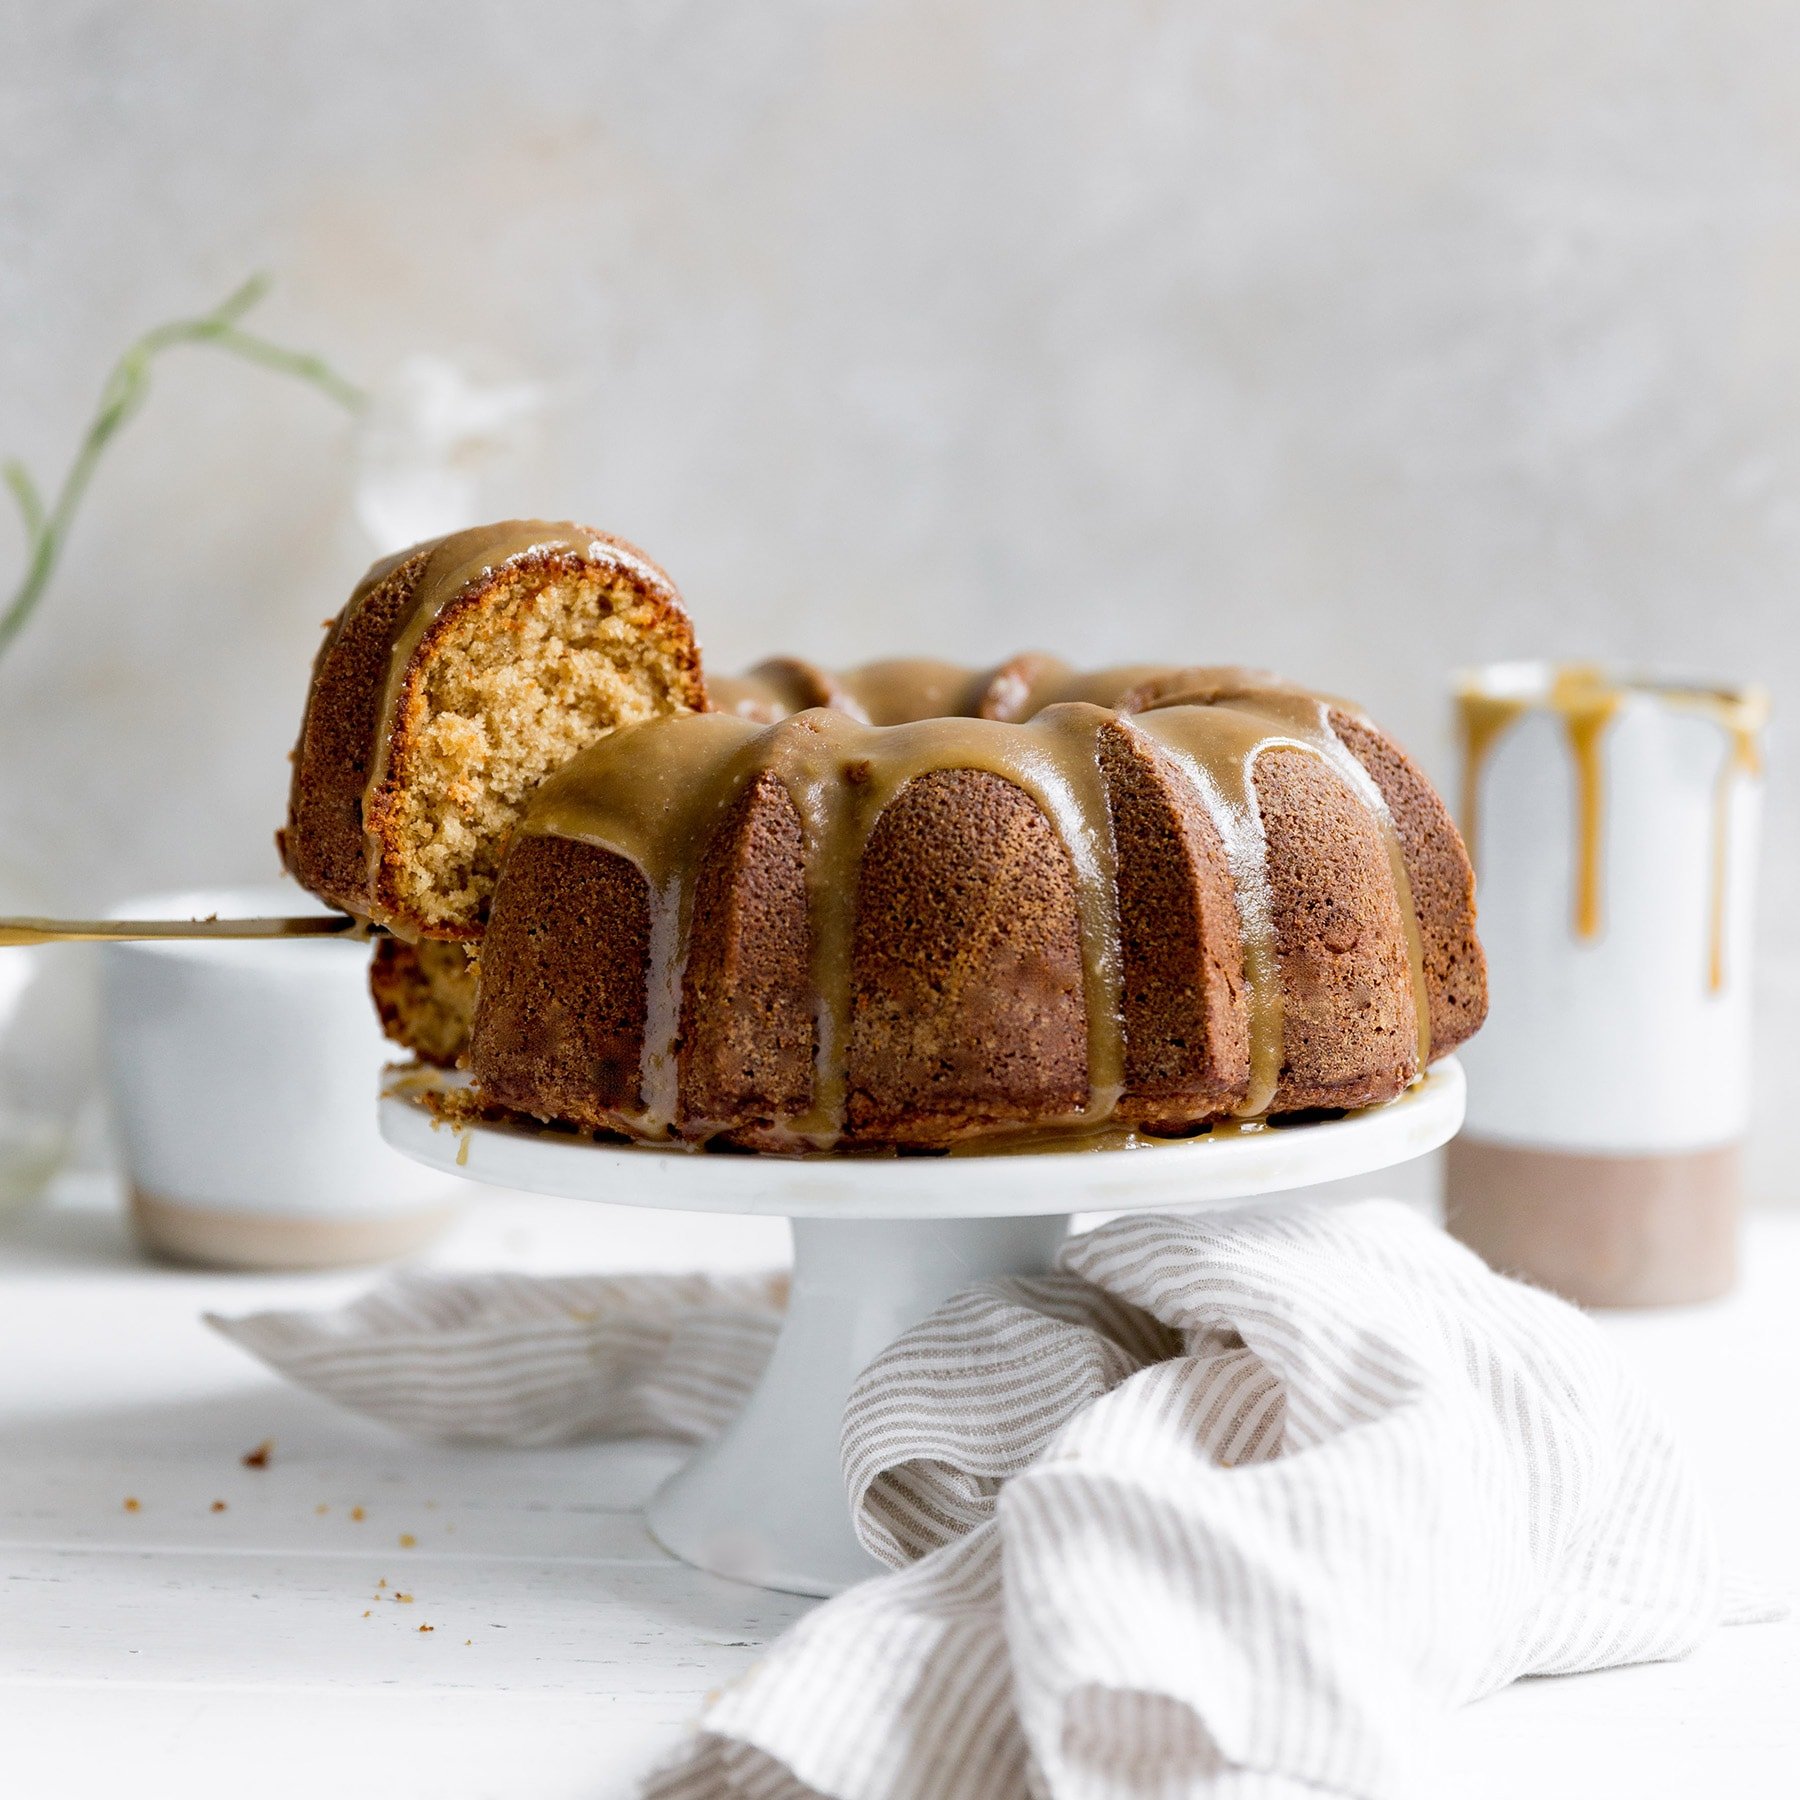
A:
213,1201,1767,1799
208,1270,784,1447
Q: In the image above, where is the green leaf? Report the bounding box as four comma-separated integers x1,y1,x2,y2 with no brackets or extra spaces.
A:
0,276,366,662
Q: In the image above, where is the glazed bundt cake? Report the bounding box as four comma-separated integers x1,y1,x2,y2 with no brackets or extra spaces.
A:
468,658,1486,1151
281,521,706,941
282,523,1486,1154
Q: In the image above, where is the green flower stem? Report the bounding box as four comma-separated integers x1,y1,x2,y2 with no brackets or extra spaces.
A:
0,274,366,661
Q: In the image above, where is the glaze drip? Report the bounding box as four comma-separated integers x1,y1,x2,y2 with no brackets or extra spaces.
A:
1456,666,1769,991
524,659,1436,1146
1134,681,1433,1109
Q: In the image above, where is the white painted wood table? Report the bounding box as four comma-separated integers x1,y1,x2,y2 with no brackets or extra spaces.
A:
2,1174,1794,1799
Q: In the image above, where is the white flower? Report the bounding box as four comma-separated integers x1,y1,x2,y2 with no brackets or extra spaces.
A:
353,355,543,553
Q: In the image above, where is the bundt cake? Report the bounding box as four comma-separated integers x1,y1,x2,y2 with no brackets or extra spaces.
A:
281,523,1486,1154
468,658,1487,1152
281,521,706,941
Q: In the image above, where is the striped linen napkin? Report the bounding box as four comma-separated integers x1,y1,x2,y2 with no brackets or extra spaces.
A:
211,1199,1771,1800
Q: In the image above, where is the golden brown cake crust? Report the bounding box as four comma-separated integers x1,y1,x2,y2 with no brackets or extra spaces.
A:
1098,717,1251,1127
1254,748,1421,1112
677,772,819,1147
282,547,432,919
845,768,1090,1145
1329,708,1488,1060
466,832,652,1130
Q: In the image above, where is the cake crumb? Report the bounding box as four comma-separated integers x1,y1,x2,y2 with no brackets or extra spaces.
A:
122,1497,141,1513
362,1610,371,1619
210,1500,227,1513
377,1578,388,1588
464,1639,472,1646
395,1593,414,1604
315,1503,329,1515
241,1440,274,1469
350,1505,366,1521
399,1533,417,1548
418,1624,434,1634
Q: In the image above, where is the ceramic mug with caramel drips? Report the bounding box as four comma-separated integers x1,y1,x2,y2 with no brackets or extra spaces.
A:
1446,663,1768,1306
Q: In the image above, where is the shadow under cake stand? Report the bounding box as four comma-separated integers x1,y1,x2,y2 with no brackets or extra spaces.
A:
380,1058,1465,1597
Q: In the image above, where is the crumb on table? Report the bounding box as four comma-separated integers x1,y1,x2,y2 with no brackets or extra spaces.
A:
241,1440,274,1469
122,1497,140,1513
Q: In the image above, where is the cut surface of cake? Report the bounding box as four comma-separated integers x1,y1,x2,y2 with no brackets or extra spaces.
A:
369,937,479,1069
467,657,1486,1152
281,521,706,942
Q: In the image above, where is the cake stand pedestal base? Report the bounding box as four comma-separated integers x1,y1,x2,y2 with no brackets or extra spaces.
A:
648,1214,1066,1594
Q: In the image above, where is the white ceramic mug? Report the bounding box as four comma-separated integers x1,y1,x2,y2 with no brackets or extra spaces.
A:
1446,665,1767,1305
103,884,461,1268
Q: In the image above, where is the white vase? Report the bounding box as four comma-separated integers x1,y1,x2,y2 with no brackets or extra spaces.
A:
1446,663,1767,1306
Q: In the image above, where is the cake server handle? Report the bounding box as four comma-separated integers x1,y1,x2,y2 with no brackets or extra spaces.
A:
0,915,373,947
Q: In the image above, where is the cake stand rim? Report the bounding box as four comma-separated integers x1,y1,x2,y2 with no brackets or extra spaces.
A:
378,1057,1465,1219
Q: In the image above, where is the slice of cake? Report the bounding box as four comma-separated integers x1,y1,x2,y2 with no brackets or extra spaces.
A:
281,521,707,942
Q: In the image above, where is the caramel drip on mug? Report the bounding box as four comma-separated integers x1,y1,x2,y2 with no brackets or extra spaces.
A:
1456,665,1618,938
1560,686,1621,940
1458,666,1768,988
1454,693,1527,870
1683,692,1769,994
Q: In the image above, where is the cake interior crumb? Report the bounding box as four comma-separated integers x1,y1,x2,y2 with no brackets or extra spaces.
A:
386,570,699,933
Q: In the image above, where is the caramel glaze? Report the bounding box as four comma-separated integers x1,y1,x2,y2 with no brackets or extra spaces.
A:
1685,690,1768,993
709,654,1186,729
523,658,1434,1149
1456,667,1768,991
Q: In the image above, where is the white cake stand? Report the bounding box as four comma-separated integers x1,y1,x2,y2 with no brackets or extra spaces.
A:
380,1058,1464,1596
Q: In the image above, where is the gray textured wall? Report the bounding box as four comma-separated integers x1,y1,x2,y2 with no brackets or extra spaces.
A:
3,3,1795,1198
